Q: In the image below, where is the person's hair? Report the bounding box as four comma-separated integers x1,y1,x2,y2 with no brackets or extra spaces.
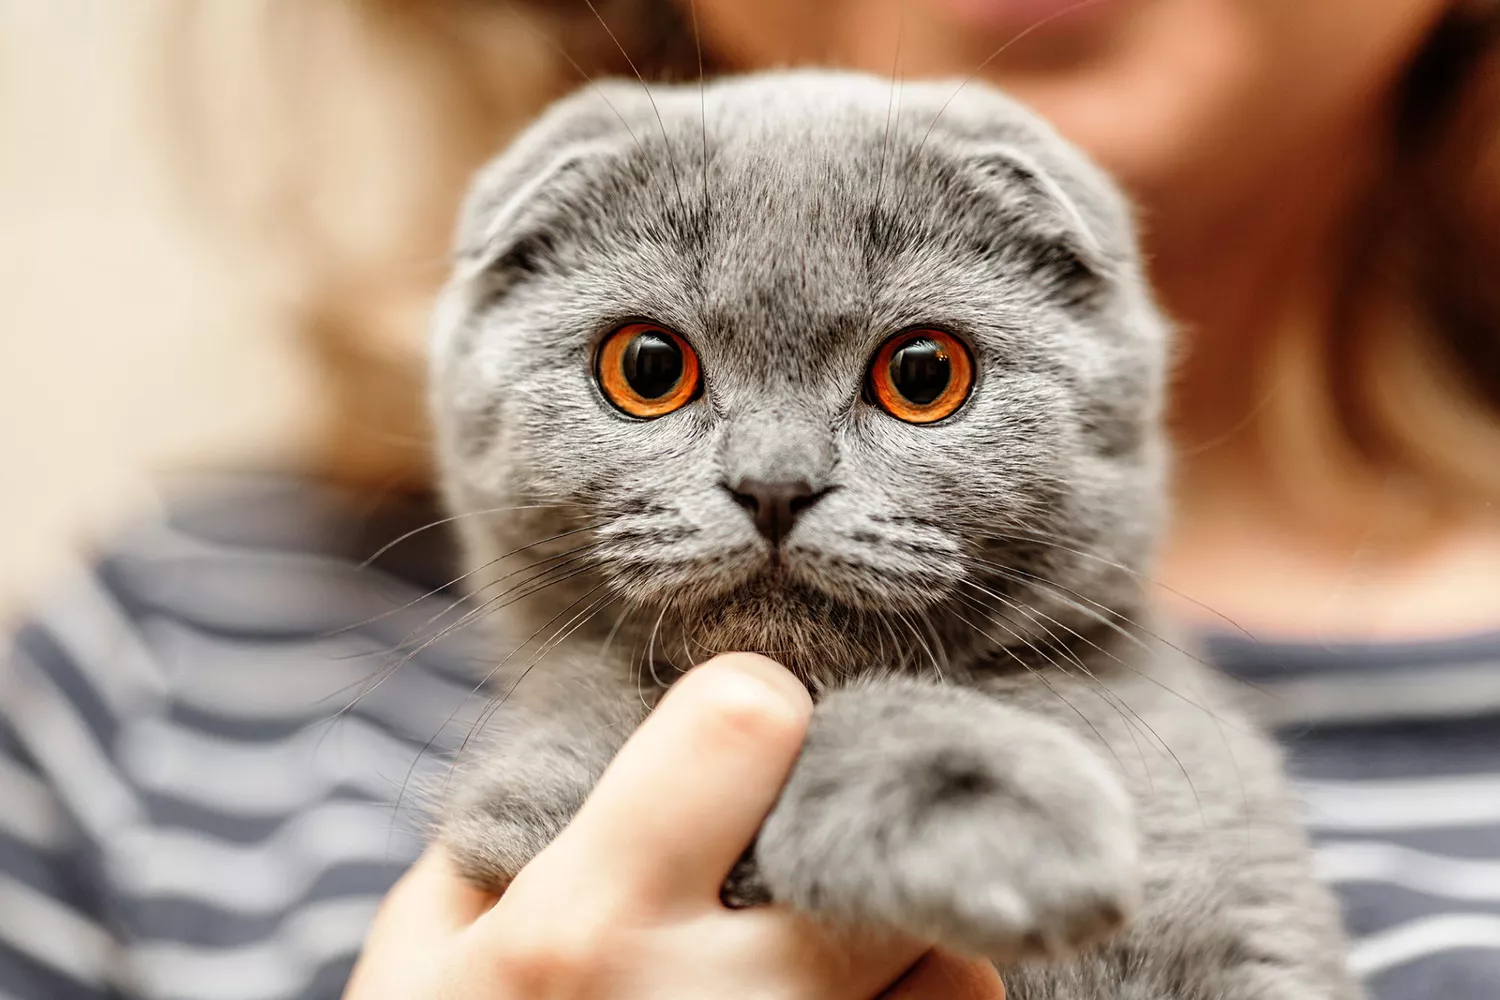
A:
162,0,1500,513
1337,13,1500,506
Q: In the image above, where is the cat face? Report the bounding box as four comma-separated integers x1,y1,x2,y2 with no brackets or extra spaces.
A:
431,71,1171,679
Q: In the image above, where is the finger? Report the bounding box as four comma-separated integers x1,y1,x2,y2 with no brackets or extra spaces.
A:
525,653,812,907
881,949,1006,1000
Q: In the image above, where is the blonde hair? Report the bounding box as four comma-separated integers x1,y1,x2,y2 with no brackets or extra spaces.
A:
164,1,1500,513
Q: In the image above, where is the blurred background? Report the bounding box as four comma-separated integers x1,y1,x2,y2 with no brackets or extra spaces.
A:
0,4,322,618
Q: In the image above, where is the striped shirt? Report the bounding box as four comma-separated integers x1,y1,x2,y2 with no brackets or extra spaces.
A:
1,476,1497,999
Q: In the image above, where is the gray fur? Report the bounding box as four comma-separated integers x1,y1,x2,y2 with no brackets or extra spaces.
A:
428,70,1360,997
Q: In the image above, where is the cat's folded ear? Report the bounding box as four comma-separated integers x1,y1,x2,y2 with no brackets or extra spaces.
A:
450,84,646,287
963,144,1131,308
972,146,1108,253
451,139,615,286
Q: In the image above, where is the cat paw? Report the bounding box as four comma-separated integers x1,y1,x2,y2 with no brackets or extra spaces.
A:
754,691,1141,962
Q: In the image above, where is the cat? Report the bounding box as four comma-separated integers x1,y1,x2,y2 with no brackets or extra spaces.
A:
426,70,1361,997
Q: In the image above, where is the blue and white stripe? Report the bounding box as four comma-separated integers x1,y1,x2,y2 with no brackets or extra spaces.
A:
1212,630,1500,996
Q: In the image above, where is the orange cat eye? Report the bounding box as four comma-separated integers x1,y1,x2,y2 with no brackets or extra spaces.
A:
596,322,702,418
867,329,974,424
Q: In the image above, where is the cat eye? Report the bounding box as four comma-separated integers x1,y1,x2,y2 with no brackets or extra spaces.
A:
867,329,974,424
596,322,702,418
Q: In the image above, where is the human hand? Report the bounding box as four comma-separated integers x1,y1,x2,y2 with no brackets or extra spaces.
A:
344,652,1004,999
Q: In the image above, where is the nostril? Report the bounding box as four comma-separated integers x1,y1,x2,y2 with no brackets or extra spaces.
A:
787,488,829,515
728,488,760,515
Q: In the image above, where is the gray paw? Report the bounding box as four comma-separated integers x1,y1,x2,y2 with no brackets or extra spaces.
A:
882,753,1139,960
753,684,1141,961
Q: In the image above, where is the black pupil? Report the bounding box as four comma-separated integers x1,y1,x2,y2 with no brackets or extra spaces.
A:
889,338,951,405
621,332,684,399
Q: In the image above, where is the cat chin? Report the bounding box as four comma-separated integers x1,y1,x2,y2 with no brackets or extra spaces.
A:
636,561,947,622
680,616,881,685
642,569,954,683
607,547,953,613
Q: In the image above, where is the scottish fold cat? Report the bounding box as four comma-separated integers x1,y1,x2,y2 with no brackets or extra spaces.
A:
427,70,1359,998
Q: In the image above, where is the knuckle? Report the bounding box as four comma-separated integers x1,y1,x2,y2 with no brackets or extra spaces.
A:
487,919,616,995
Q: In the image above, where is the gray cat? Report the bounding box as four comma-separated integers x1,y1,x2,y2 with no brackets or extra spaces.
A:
427,70,1360,997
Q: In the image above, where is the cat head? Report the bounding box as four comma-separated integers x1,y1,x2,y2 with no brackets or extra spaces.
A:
430,70,1171,683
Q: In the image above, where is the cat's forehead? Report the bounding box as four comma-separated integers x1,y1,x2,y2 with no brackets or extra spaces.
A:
574,71,1058,211
572,77,1026,348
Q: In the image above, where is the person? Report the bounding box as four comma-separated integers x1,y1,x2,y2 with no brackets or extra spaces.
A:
1,1,1496,997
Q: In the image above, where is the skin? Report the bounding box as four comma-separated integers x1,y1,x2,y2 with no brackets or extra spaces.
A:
344,655,1004,999
682,0,1500,639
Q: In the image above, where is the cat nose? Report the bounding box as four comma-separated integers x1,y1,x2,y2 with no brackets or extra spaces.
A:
725,479,829,547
